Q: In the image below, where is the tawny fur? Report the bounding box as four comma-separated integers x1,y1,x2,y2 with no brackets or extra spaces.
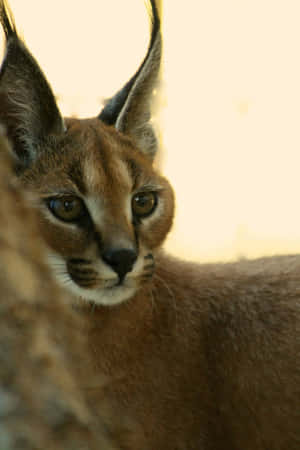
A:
0,1,299,449
80,252,300,449
0,129,119,450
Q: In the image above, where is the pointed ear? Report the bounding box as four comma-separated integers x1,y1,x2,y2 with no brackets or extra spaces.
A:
0,1,65,168
98,0,161,160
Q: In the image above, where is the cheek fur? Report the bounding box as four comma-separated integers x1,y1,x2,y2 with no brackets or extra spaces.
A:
138,186,175,250
38,214,90,256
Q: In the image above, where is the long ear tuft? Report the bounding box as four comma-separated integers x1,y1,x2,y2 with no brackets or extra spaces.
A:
99,0,162,159
0,0,65,167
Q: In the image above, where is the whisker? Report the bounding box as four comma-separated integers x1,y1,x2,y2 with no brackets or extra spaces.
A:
149,287,157,314
49,263,66,269
61,275,73,286
48,254,63,260
153,274,179,332
68,258,92,265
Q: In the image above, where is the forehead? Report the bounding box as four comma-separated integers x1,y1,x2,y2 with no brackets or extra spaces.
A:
32,118,155,196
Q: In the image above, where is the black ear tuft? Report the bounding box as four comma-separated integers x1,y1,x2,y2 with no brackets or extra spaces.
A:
99,0,161,160
0,0,65,167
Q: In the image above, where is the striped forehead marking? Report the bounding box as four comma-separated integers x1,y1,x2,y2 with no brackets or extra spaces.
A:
83,153,133,226
83,152,132,193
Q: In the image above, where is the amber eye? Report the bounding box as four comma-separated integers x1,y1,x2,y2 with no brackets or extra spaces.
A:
47,196,86,222
132,192,157,218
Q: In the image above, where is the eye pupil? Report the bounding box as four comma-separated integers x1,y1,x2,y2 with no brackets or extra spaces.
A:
47,196,85,222
132,192,157,217
136,195,149,207
64,200,74,211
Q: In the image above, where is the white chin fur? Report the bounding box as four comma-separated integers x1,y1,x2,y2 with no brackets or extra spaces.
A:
65,279,137,306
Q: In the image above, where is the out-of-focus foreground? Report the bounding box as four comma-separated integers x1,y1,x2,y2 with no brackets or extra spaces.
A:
0,130,118,449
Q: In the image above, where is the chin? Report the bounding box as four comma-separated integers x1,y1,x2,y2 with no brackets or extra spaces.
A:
63,278,137,306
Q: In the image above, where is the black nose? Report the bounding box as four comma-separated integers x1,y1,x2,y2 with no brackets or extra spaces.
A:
102,248,137,281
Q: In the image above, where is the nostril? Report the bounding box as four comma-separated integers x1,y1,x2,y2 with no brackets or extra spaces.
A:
102,248,137,280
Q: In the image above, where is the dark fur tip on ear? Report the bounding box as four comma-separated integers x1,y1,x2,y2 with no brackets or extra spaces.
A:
0,0,17,40
0,0,65,167
98,0,162,160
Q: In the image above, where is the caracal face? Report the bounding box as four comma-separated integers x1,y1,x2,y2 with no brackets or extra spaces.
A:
0,0,167,305
20,118,174,305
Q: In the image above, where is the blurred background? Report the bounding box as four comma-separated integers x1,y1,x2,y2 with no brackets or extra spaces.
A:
2,0,300,262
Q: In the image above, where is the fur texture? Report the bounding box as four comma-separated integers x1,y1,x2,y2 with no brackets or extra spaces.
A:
0,127,119,450
0,1,299,449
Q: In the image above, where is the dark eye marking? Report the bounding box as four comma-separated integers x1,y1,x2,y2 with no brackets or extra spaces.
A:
67,164,87,195
132,192,157,218
46,195,87,223
124,158,142,190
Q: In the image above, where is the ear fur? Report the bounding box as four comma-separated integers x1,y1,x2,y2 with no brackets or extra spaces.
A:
0,0,65,167
99,0,162,160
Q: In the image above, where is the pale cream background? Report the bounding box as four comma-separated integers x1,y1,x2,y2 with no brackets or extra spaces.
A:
2,0,300,262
